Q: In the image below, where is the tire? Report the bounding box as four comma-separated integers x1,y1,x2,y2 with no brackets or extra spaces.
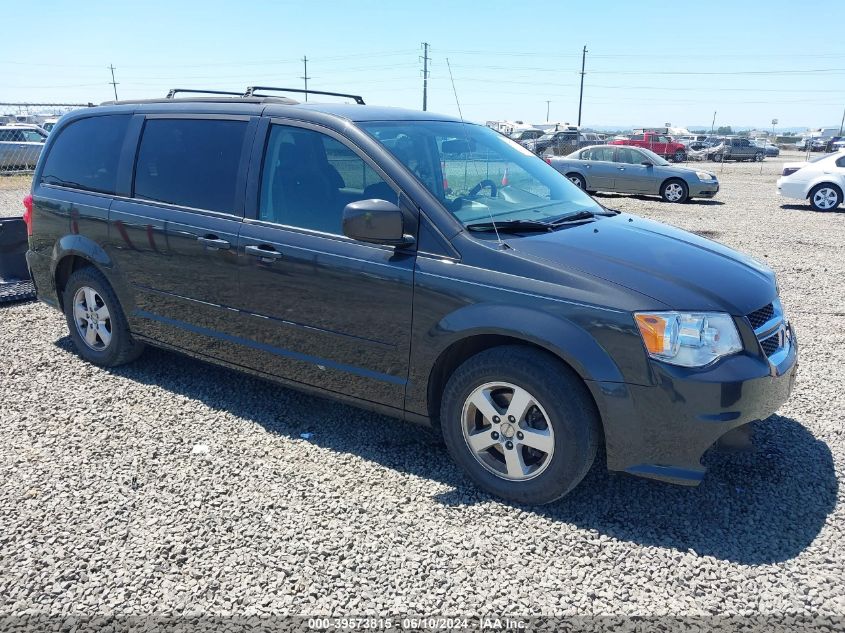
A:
63,265,144,367
754,152,764,162
566,172,587,190
439,345,599,505
673,150,686,163
808,183,843,212
661,178,689,203
712,153,723,163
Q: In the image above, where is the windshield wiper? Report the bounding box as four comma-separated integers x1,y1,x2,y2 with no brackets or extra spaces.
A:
466,219,554,233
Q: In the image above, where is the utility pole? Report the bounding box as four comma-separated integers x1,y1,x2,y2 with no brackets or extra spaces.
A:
839,105,844,135
421,42,430,111
108,64,119,101
545,100,551,122
577,45,587,127
710,111,717,135
300,56,311,101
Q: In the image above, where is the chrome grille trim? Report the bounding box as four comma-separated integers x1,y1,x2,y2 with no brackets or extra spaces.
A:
747,298,789,362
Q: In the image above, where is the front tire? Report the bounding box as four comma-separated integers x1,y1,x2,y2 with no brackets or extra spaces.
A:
809,183,843,212
63,266,144,367
440,345,599,505
566,172,587,190
661,178,689,203
712,153,723,163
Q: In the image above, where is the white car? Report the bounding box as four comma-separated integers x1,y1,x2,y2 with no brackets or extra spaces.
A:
777,150,845,211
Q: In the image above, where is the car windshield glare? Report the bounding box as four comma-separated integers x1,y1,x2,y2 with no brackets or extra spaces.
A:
360,120,601,227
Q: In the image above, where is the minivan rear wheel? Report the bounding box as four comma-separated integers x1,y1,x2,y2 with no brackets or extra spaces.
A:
63,266,144,367
440,345,599,504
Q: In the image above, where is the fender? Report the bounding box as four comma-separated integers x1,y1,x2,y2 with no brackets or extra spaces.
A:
803,174,844,198
51,235,135,310
406,300,631,419
431,302,625,382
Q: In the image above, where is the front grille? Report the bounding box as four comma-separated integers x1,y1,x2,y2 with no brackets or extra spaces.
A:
760,333,780,356
746,300,787,360
747,303,774,330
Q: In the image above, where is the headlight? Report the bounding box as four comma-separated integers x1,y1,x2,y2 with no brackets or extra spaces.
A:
634,312,742,367
695,171,715,181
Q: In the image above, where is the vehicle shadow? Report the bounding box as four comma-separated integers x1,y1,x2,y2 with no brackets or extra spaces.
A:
57,339,837,566
593,193,724,206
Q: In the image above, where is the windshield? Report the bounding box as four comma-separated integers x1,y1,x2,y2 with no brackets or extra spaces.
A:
360,120,602,226
20,129,46,143
637,147,670,166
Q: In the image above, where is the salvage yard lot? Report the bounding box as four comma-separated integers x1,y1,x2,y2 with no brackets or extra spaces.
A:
1,153,843,618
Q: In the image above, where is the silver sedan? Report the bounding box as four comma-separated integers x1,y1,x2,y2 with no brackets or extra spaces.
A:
548,145,719,203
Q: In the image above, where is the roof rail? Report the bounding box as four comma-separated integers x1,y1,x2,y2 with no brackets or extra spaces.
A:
166,88,244,99
243,86,365,105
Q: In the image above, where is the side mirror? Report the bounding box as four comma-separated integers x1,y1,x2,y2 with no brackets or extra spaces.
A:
641,161,653,167
342,199,415,247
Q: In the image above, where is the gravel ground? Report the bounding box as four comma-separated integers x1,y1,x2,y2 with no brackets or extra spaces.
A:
1,154,844,627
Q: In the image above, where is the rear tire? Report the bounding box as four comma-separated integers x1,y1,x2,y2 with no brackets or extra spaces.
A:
754,152,764,162
808,183,843,212
712,153,723,163
673,150,686,163
661,178,689,203
439,345,599,505
63,266,144,367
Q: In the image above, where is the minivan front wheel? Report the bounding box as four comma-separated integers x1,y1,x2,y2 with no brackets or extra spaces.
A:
440,346,599,504
63,266,144,367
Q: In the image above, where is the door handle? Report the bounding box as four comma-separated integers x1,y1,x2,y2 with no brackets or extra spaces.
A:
617,167,626,171
245,244,284,261
197,235,230,250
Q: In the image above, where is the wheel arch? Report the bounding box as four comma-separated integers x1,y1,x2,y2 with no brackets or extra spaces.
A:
659,176,689,195
51,235,125,310
805,179,843,200
422,307,624,433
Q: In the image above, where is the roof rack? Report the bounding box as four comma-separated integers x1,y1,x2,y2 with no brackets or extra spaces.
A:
244,86,365,105
166,88,244,99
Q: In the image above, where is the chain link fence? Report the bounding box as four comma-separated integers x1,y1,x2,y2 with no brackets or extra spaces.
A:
1,102,90,175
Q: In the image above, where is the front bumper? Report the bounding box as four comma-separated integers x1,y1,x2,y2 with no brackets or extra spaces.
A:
689,181,719,198
587,323,798,485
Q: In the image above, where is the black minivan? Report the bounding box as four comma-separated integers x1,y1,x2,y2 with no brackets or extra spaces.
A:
24,89,797,504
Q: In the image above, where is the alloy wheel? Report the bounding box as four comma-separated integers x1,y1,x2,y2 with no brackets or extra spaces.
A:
664,183,685,202
461,381,555,481
813,187,840,210
72,286,113,351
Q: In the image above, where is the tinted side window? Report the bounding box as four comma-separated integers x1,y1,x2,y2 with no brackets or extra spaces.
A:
41,115,130,194
615,148,643,164
836,156,845,168
259,125,397,235
134,118,247,213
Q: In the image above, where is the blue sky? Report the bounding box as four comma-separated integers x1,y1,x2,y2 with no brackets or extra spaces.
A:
3,0,844,130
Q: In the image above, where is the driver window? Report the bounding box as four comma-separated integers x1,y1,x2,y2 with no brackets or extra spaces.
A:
259,125,398,234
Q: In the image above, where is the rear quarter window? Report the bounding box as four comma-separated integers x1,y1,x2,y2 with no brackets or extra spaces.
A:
133,118,247,214
41,115,131,194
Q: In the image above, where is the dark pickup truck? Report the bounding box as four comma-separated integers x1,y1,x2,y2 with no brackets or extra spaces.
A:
708,138,765,162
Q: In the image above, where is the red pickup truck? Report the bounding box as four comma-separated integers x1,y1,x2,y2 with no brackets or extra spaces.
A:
610,133,687,163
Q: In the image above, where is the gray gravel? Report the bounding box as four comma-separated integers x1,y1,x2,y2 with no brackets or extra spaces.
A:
0,175,31,217
1,154,844,624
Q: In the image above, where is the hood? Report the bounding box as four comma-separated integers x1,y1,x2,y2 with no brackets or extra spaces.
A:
509,214,776,315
